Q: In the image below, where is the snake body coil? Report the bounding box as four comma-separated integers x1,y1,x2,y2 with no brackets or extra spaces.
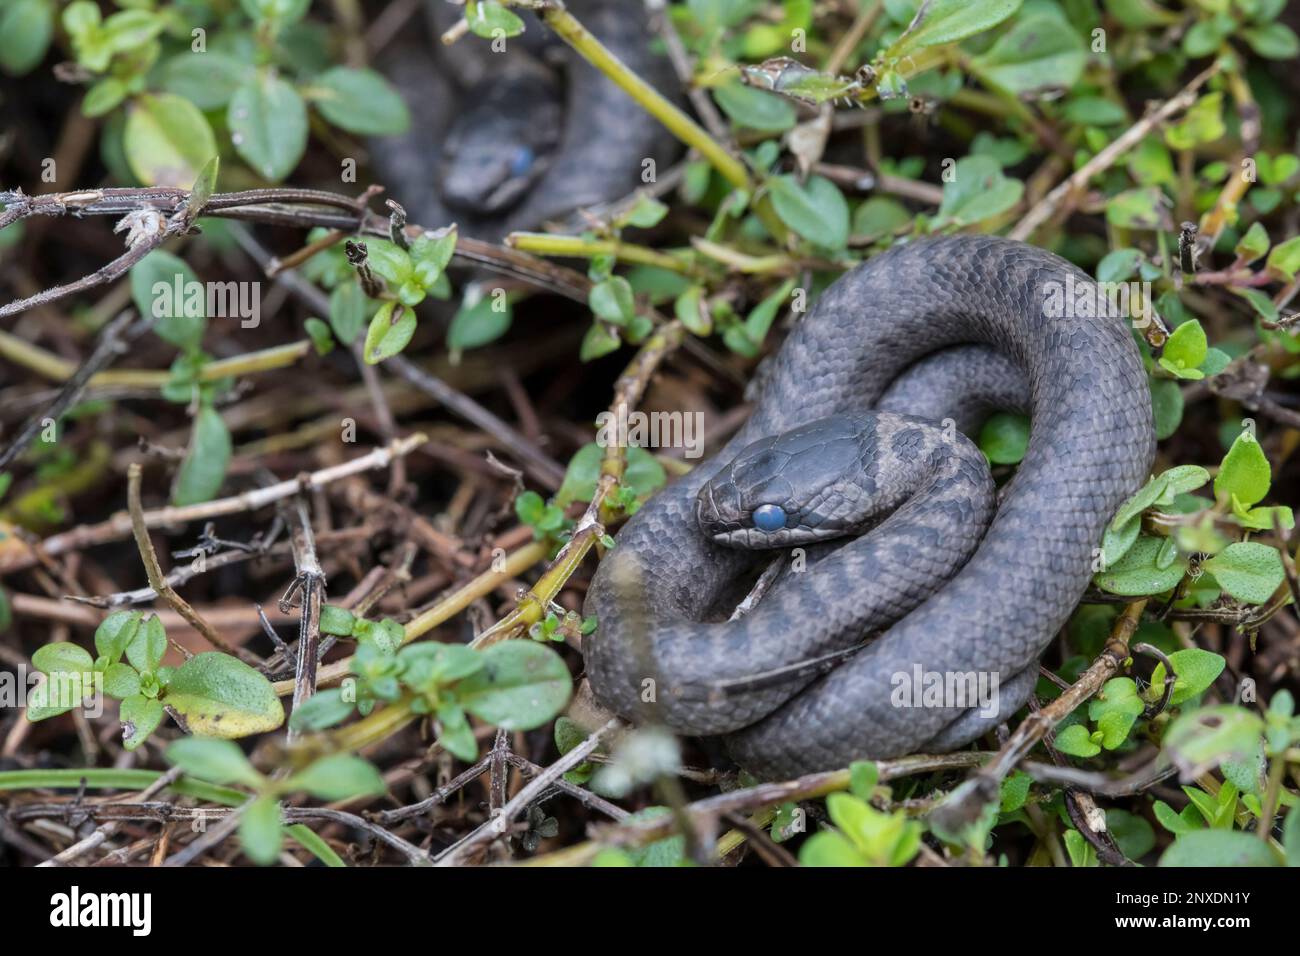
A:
584,235,1156,778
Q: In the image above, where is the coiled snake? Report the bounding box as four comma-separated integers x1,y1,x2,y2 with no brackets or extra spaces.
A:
584,236,1156,779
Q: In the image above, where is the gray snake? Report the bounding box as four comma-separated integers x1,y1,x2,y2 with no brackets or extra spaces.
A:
584,235,1156,779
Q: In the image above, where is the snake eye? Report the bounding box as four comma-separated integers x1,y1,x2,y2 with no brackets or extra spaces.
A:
752,504,787,532
509,146,535,179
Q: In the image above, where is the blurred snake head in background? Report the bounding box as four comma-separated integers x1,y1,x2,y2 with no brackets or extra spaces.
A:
439,70,563,216
696,415,878,549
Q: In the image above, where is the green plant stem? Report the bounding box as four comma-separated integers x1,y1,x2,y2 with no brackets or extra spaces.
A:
506,232,696,274
329,695,421,752
0,332,310,388
1257,749,1289,844
473,477,619,647
0,767,244,804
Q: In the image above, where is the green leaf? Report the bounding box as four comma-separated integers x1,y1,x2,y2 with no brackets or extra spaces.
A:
935,155,1023,227
1243,22,1300,59
239,795,284,865
448,286,512,352
622,194,669,229
978,412,1029,465
399,643,484,691
288,688,355,731
124,93,218,189
1105,186,1169,231
362,238,411,286
1163,706,1265,778
1284,806,1300,867
165,736,264,788
120,694,164,750
228,72,308,181
1183,15,1231,57
851,196,912,240
328,281,368,346
1000,771,1032,813
0,0,54,76
1160,829,1280,867
455,640,571,730
466,0,525,38
173,404,232,506
1063,828,1098,867
363,301,417,364
736,277,796,356
164,652,285,738
1235,222,1271,264
286,754,386,801
1097,248,1142,284
1088,677,1144,749
799,828,868,866
1233,286,1279,322
1150,378,1183,440
103,662,141,700
437,703,479,762
159,52,249,110
1214,432,1271,509
674,286,711,336
768,175,849,249
1107,808,1156,859
849,760,880,799
1101,515,1140,568
304,317,335,355
887,0,1023,57
126,614,167,673
93,610,142,664
555,443,664,507
589,276,636,325
1149,648,1226,707
130,250,206,352
319,605,357,637
1165,92,1226,151
970,13,1085,93
712,80,796,132
1053,723,1102,758
81,78,128,118
286,824,345,867
32,641,94,676
311,67,409,135
580,322,621,362
1161,320,1207,372
239,0,311,27
1266,235,1300,282
1153,798,1200,835
1093,535,1187,595
1203,542,1285,605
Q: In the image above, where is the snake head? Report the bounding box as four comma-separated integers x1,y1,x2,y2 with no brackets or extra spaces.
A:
696,415,875,549
440,74,562,215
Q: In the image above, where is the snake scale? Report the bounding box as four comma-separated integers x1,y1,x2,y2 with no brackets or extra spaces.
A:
584,235,1156,779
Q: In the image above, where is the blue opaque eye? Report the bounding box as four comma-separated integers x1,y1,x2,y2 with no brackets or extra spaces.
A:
752,504,787,532
509,146,535,178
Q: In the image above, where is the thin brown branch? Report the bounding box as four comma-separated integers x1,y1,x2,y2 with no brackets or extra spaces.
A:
127,463,257,663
